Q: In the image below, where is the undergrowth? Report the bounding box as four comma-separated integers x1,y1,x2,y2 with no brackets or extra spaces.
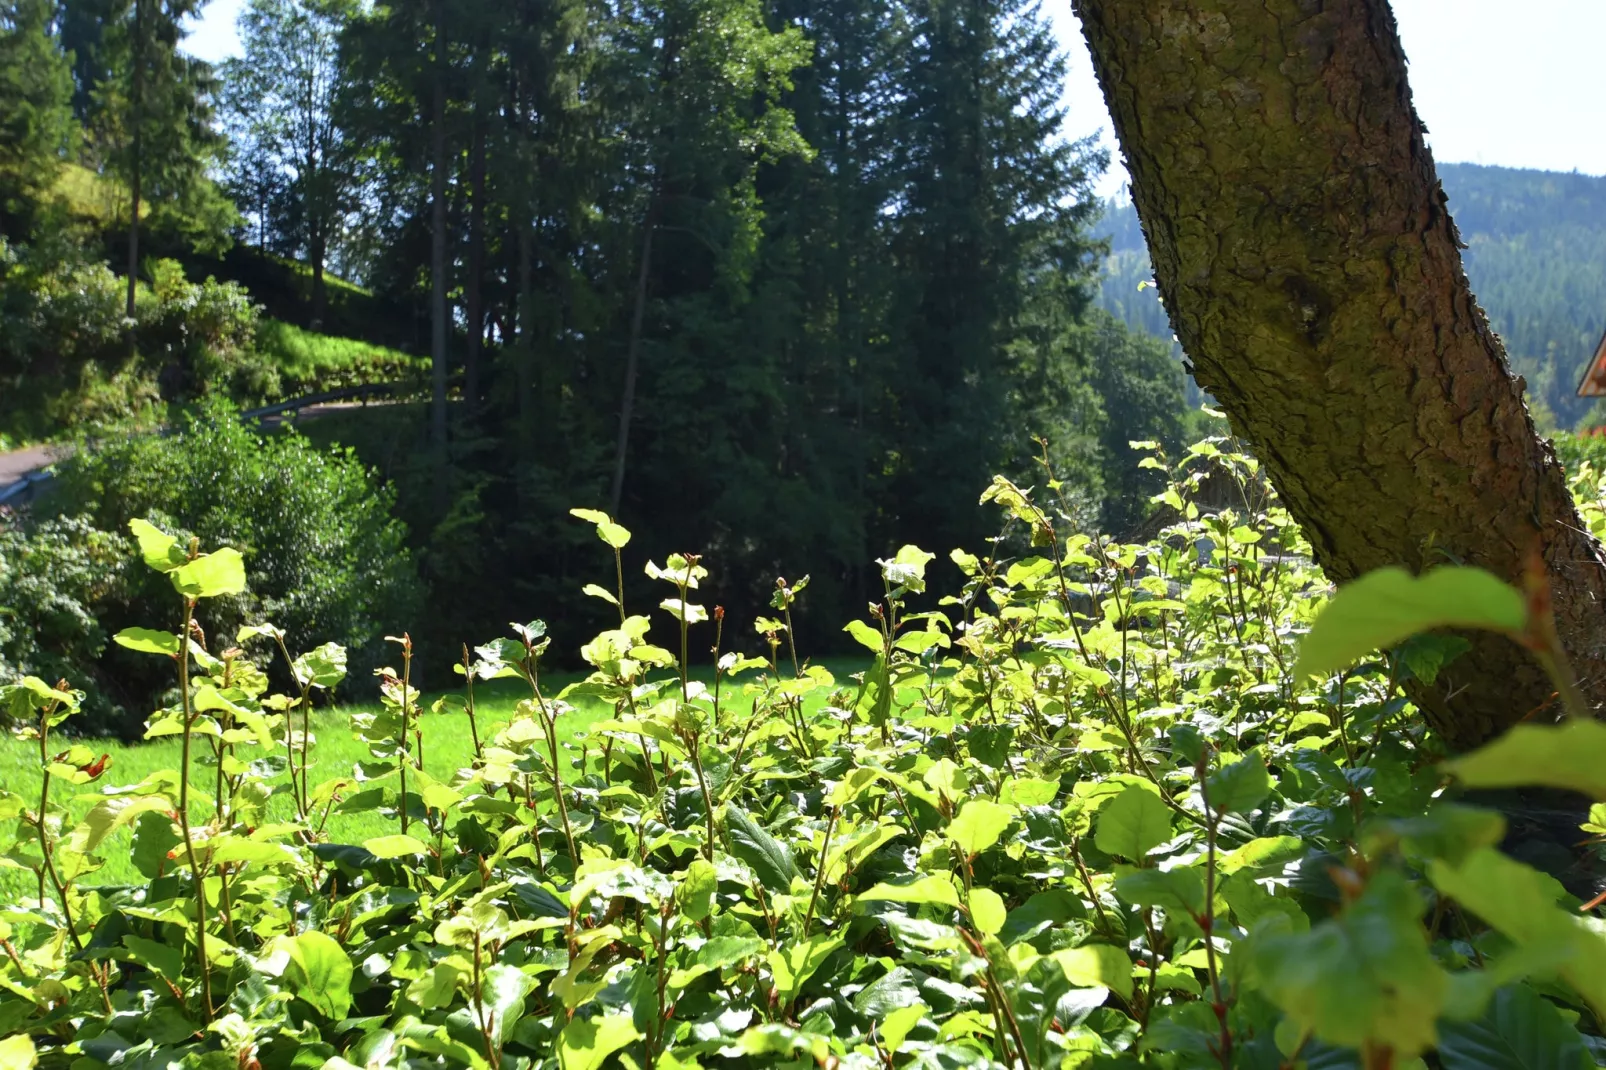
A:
4,438,1606,1070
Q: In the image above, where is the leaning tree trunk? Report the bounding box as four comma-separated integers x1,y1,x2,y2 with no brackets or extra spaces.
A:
1074,0,1606,750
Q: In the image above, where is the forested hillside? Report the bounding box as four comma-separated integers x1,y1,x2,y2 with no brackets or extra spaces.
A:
1,0,1195,663
1095,162,1606,429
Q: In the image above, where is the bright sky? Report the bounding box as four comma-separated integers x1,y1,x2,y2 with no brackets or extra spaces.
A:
186,0,1606,197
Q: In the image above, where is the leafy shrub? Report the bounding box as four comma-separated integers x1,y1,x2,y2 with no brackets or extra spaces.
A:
137,258,280,404
45,399,421,726
2,437,1604,1067
0,514,130,724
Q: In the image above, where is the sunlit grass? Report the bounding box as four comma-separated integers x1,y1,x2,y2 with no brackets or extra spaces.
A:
0,658,867,900
254,317,426,379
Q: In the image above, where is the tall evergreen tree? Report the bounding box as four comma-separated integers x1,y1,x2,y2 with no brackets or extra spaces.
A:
884,0,1102,554
0,0,76,234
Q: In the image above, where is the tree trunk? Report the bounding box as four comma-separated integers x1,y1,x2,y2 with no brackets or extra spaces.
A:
125,0,144,323
1073,0,1606,751
517,221,534,447
608,202,657,516
465,110,486,409
429,4,449,451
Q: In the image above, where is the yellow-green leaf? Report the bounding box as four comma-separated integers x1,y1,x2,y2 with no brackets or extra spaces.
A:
1445,720,1606,799
1295,566,1525,680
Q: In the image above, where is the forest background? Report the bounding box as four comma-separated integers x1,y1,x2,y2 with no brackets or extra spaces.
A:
2,0,1604,730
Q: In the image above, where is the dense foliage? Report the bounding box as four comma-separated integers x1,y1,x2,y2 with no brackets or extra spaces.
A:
6,401,422,730
2,441,1605,1069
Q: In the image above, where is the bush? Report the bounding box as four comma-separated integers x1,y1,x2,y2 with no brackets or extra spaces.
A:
3,439,1605,1065
45,399,422,727
0,514,131,725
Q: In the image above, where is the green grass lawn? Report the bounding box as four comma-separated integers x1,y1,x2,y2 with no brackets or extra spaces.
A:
0,659,866,900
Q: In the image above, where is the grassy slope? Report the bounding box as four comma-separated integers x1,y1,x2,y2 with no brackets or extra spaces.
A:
254,317,426,382
0,660,863,900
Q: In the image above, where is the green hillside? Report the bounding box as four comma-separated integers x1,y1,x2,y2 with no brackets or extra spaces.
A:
1095,162,1606,429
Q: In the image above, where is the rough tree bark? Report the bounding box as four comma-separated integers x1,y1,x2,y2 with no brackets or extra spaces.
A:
1074,0,1606,751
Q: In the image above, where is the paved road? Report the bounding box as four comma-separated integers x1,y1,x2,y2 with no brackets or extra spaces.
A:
0,444,68,487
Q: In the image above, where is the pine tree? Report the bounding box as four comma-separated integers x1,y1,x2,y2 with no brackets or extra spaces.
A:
0,0,76,234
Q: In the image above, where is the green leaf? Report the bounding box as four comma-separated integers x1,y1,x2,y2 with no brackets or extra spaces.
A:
968,887,1007,936
859,875,960,908
68,796,172,855
1295,566,1525,680
0,1034,34,1070
293,643,348,689
557,1011,642,1070
1095,786,1173,860
123,934,185,979
1206,751,1270,814
1444,721,1606,799
768,934,844,1005
999,776,1060,807
844,619,884,654
1115,866,1205,915
725,806,798,892
1052,944,1134,1000
1252,870,1447,1057
1429,846,1606,1021
476,964,536,1045
1437,984,1593,1070
363,834,430,859
170,547,247,599
112,627,181,656
129,518,186,573
271,931,353,1019
678,859,717,922
880,1004,928,1052
947,799,1015,857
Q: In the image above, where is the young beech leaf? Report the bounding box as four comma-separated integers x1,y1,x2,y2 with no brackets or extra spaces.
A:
0,1034,36,1070
947,799,1015,857
1429,846,1606,1021
967,887,1007,936
1052,944,1134,999
170,547,247,599
725,806,798,892
1095,786,1172,861
1294,566,1525,681
269,930,354,1020
1205,751,1270,814
557,1011,642,1070
112,627,181,656
858,875,960,908
1252,870,1447,1058
1444,721,1606,799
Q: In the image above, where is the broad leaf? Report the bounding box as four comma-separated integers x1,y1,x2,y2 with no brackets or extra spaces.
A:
1095,786,1172,861
557,1012,642,1070
170,547,247,599
271,931,353,1019
1445,721,1606,799
947,799,1015,857
1295,566,1525,680
1437,984,1593,1070
725,806,798,892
